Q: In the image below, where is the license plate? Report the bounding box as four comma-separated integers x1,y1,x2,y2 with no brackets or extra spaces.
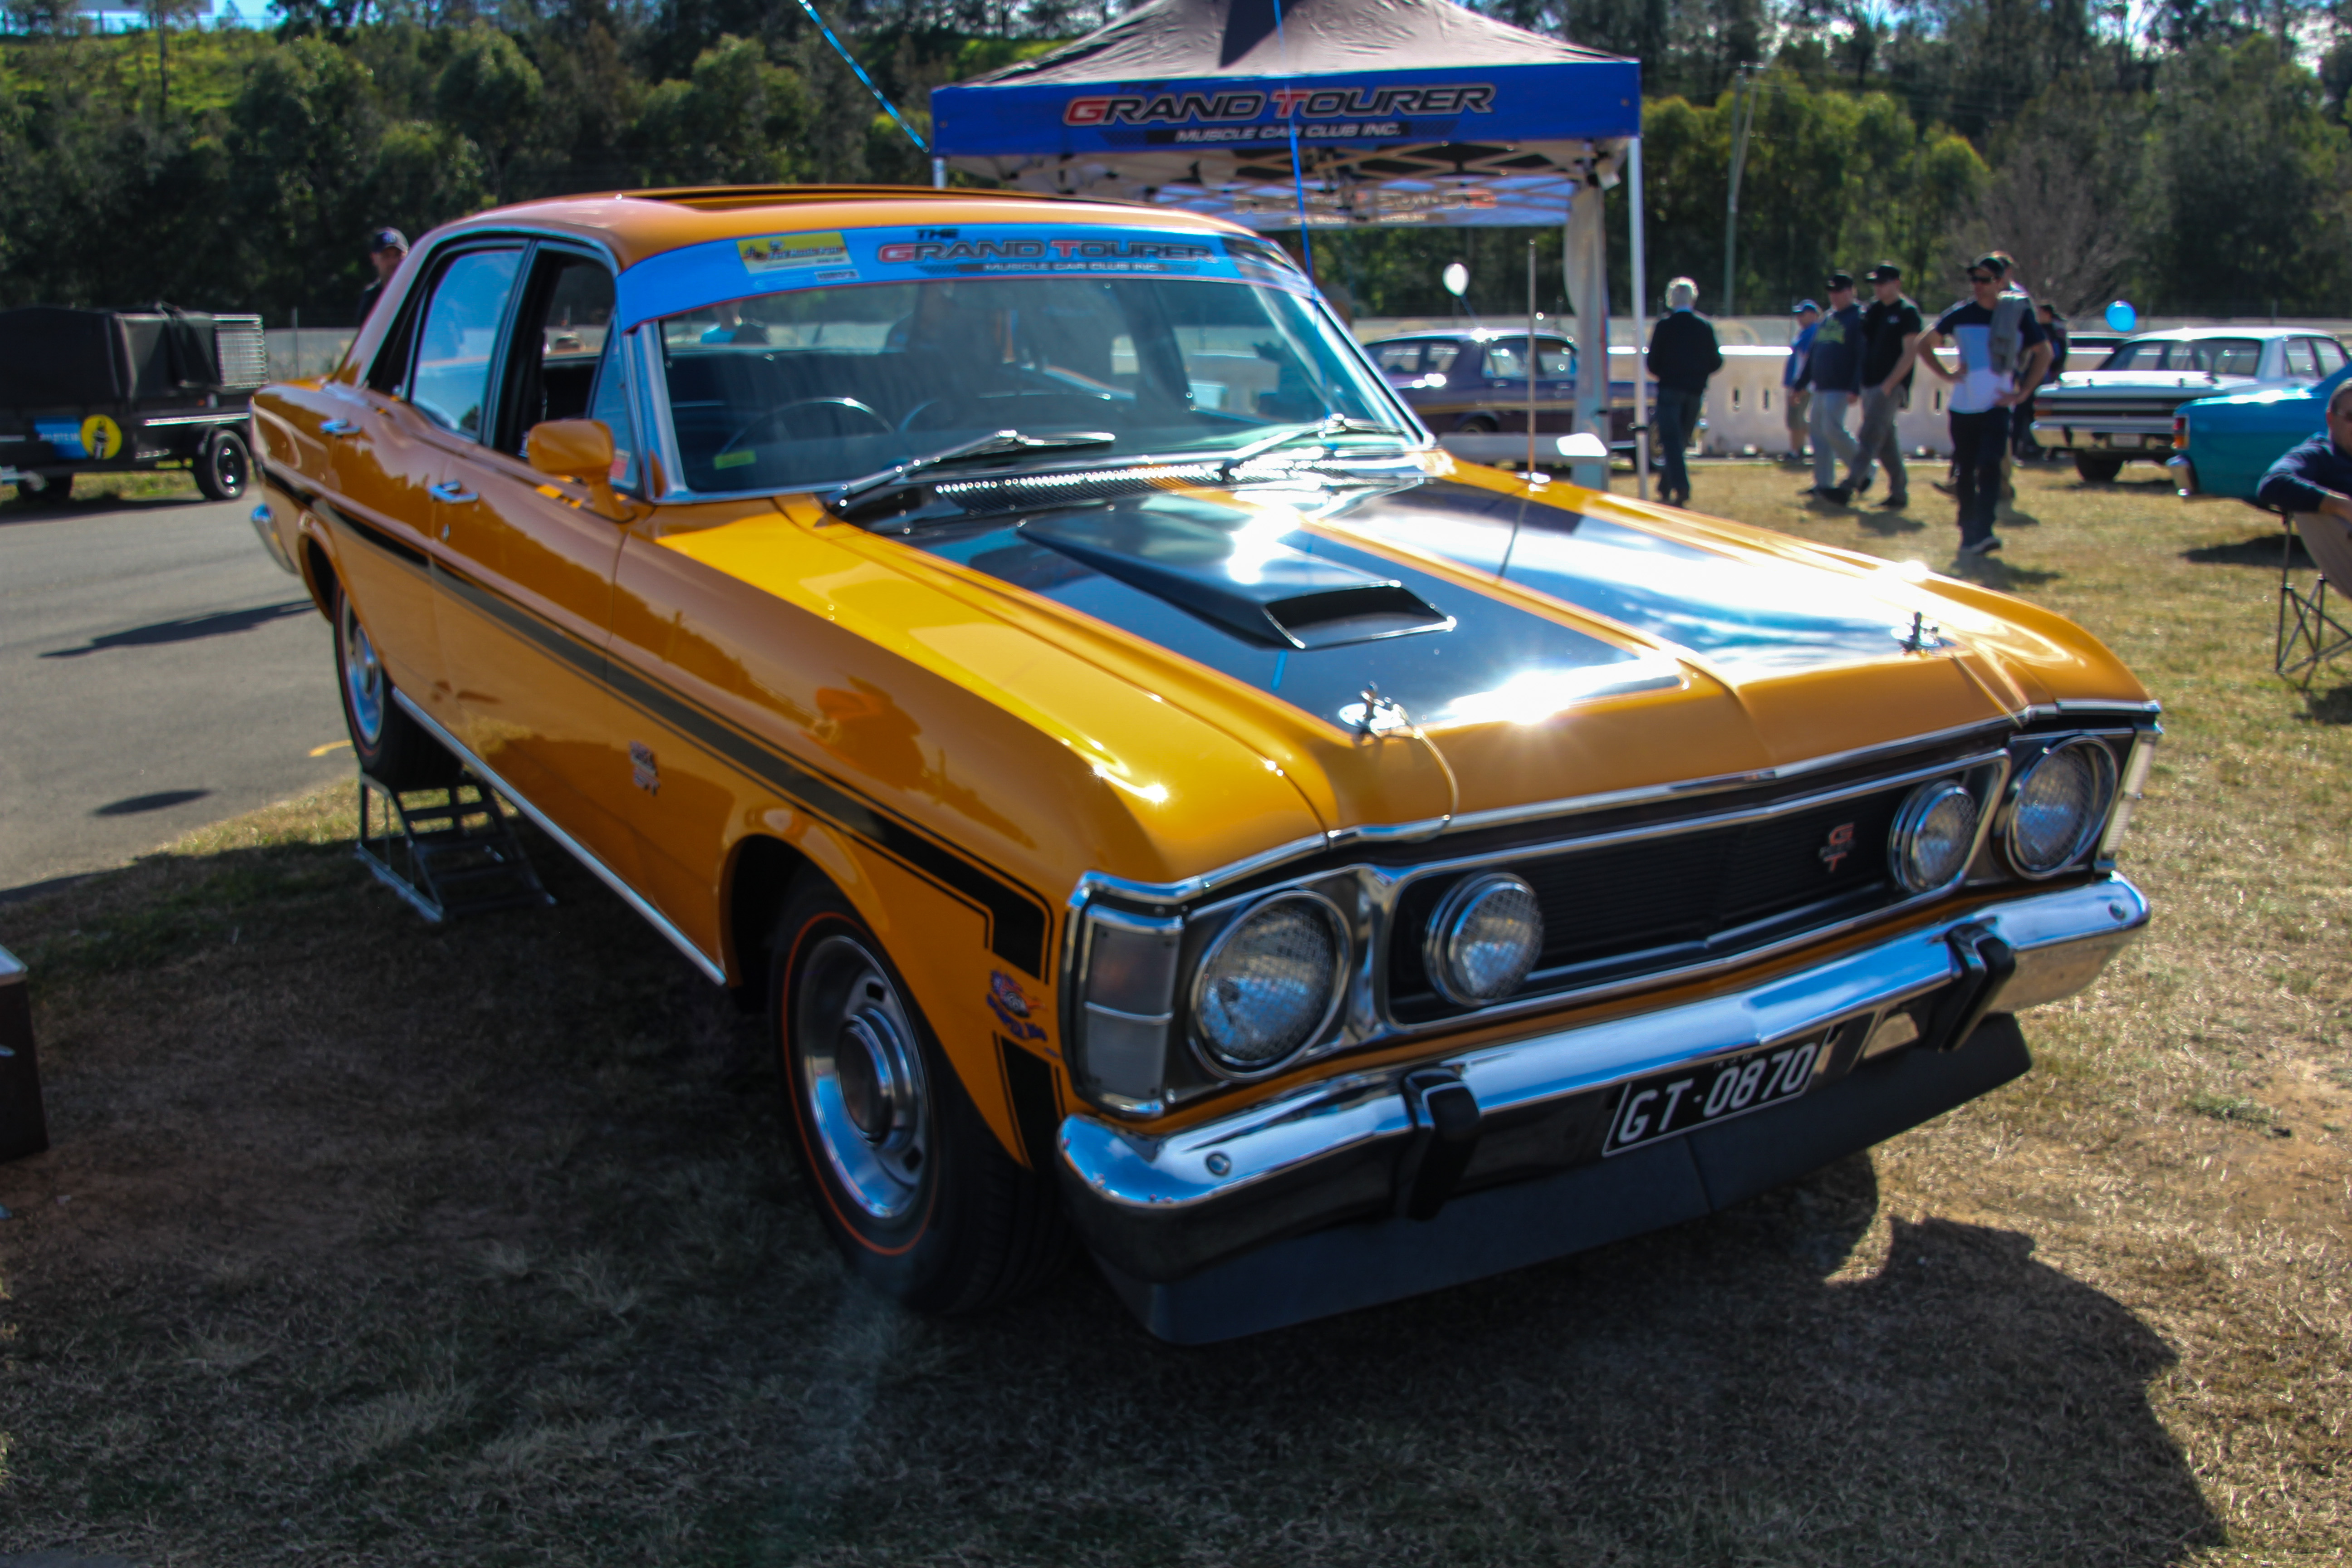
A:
1602,1036,1825,1156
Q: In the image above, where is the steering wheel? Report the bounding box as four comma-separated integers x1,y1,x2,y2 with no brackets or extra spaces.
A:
719,397,891,459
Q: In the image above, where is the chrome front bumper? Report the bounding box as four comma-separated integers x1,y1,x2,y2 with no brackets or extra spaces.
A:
1057,875,2146,1291
2029,419,2173,451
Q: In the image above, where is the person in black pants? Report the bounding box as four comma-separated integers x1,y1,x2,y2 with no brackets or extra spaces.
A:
1645,276,1721,506
1882,254,2050,556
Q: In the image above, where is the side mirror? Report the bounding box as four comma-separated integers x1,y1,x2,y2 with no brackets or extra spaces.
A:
526,418,616,485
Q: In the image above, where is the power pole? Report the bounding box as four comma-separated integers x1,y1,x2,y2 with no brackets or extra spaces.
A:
1721,73,1756,318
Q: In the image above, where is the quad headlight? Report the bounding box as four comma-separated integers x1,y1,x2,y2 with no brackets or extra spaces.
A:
1425,872,1545,1006
2005,739,2117,877
1889,779,1980,892
1191,892,1348,1075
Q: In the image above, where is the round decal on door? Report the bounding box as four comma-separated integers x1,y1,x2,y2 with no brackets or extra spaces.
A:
79,415,123,459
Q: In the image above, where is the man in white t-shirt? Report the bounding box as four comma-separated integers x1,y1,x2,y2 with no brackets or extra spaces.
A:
1883,253,2051,557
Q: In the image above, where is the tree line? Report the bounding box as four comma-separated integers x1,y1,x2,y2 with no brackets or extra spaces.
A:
0,0,2346,325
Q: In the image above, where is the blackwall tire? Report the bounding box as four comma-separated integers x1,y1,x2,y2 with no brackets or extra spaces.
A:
332,579,456,790
769,877,1072,1314
195,430,251,501
2074,453,2124,484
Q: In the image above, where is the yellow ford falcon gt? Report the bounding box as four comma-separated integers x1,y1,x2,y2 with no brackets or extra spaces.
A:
246,186,2155,1343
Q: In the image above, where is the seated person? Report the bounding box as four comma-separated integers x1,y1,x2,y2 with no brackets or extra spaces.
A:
2257,381,2352,530
700,302,770,346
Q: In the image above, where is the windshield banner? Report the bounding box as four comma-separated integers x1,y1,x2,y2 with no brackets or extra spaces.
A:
615,223,1312,331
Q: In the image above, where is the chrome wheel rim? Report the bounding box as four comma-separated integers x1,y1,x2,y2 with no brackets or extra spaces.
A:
795,934,930,1222
338,595,386,747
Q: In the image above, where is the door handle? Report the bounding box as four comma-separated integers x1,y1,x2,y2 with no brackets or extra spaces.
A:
319,419,358,436
427,481,479,504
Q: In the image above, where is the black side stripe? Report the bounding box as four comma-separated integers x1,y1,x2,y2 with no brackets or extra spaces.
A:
429,555,1051,977
997,1036,1065,1172
261,460,322,511
325,499,430,570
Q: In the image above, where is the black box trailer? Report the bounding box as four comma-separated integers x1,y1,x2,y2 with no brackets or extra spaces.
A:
0,305,268,502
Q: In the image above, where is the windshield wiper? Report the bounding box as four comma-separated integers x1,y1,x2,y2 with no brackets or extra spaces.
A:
831,429,1117,511
1214,414,1412,479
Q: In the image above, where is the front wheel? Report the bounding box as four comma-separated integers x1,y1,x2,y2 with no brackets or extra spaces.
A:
2074,453,2124,484
770,878,1071,1313
333,581,455,789
195,429,251,501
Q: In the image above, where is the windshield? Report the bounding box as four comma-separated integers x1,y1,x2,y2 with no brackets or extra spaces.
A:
2100,337,2264,375
650,274,1406,495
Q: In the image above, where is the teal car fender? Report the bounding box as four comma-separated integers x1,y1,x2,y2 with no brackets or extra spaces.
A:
2175,364,2352,503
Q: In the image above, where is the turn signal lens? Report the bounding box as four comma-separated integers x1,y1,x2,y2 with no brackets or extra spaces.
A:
1191,892,1346,1075
1889,779,1980,892
1426,873,1544,1005
2007,740,2117,876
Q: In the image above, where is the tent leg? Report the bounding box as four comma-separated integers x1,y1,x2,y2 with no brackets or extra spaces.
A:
1628,135,1650,503
1564,181,1609,491
932,157,946,188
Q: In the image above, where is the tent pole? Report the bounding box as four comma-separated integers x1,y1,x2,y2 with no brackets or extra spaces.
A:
1629,135,1651,503
1527,240,1539,478
932,157,946,189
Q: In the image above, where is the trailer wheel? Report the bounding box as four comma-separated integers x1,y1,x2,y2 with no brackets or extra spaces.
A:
32,472,72,503
195,430,251,502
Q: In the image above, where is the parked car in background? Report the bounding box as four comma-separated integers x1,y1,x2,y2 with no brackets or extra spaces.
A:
249,185,2158,1344
1366,328,1637,451
2170,363,2352,504
2030,326,2346,482
2060,331,2124,372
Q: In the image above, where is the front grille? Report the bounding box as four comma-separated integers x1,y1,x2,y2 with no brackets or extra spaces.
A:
1388,780,1917,1021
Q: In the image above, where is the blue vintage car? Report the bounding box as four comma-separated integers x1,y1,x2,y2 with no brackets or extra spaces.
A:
2170,363,2352,504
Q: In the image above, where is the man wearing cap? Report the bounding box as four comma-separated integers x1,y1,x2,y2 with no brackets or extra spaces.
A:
1803,272,1865,503
1883,252,2052,557
357,227,408,327
1783,300,1820,463
1851,263,1923,508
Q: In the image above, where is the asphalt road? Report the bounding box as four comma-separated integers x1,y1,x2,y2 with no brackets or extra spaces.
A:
0,491,354,898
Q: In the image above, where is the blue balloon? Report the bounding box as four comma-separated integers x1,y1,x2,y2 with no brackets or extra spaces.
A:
2105,300,2137,333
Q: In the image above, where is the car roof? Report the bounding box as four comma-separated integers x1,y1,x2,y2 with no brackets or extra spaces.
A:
422,185,1253,272
1367,329,1569,345
2117,326,2321,343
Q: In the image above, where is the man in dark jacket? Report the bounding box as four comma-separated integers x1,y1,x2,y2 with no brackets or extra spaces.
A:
357,227,408,327
1645,275,1722,506
2258,382,2352,524
1804,272,1865,503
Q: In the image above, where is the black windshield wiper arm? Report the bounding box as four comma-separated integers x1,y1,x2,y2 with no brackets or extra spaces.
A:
831,429,1117,511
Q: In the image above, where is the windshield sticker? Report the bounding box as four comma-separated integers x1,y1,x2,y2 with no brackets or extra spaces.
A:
618,224,1311,330
739,230,851,273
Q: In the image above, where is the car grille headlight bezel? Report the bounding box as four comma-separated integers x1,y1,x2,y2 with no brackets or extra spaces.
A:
2004,737,2119,877
1887,778,1981,893
1188,890,1350,1079
1424,872,1545,1006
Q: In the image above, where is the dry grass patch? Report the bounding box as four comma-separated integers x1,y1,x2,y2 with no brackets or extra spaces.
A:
0,461,2344,1563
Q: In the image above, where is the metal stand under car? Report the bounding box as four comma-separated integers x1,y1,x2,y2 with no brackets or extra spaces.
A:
0,944,50,1165
354,771,552,925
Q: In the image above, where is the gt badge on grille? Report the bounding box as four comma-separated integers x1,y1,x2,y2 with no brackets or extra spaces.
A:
1818,821,1856,873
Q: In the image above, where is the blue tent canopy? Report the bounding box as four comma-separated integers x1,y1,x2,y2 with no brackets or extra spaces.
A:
931,0,1639,229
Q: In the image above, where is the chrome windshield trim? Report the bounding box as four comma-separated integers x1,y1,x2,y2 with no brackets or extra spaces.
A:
1059,874,2150,1216
390,690,727,985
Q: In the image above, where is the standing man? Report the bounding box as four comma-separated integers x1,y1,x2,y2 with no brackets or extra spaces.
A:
1784,299,1819,463
2016,301,2069,461
1851,262,1922,508
1645,276,1722,506
357,227,408,327
1883,252,2052,557
1803,272,1864,503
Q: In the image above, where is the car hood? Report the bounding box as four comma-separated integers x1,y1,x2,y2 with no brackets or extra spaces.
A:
664,457,2148,882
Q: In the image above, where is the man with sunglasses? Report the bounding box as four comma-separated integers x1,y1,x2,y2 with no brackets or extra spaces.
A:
1884,253,2051,556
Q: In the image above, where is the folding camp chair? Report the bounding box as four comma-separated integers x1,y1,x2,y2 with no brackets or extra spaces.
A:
2276,507,2352,686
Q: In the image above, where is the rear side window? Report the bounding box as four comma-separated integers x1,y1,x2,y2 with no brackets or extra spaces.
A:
1423,341,1462,375
2285,339,2320,378
2318,338,2349,374
409,248,524,438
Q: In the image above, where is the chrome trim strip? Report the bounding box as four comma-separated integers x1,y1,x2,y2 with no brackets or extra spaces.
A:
0,943,24,985
139,410,254,428
1059,875,2148,1217
389,689,727,985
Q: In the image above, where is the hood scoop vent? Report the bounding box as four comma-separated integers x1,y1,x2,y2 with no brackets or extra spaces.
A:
1023,504,1454,652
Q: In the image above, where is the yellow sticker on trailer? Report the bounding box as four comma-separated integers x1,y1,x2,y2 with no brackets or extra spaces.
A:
80,414,122,459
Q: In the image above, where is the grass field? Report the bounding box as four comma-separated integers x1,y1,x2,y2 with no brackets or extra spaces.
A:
1,460,2348,1565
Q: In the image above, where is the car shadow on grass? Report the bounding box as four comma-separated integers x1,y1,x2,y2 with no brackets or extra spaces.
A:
0,829,2223,1567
